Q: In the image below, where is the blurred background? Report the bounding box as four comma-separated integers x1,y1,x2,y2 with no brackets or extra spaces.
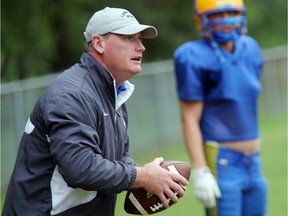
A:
1,0,287,82
1,0,287,215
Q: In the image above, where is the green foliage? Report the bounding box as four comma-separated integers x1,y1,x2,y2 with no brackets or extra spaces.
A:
245,0,287,48
1,0,287,82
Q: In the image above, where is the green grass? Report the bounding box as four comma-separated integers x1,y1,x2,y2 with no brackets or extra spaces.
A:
259,115,287,216
1,114,287,215
115,114,287,216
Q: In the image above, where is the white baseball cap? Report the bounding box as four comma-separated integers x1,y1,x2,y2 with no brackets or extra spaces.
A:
84,7,158,42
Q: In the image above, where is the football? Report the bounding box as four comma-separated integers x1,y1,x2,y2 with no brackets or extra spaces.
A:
124,160,191,215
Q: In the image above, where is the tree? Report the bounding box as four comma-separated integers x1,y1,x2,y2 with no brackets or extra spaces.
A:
1,0,287,82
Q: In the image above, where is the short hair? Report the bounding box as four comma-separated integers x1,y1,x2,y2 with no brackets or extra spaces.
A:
83,41,93,52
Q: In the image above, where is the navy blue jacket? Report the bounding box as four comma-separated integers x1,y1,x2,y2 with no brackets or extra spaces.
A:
3,53,137,216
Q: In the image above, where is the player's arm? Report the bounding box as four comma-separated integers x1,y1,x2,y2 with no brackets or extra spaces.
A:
179,100,206,168
179,100,221,208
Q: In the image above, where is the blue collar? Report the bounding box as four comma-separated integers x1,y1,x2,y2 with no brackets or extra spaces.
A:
116,83,126,95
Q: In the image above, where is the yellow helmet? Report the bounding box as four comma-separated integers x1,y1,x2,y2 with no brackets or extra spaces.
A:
193,0,247,42
195,0,245,16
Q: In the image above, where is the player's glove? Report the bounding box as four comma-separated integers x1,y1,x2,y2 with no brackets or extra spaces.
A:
190,166,221,208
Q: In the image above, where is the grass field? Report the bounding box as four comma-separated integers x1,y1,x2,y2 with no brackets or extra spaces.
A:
1,114,287,215
115,114,287,216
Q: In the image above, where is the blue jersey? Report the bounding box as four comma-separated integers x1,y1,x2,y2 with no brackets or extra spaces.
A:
173,36,263,142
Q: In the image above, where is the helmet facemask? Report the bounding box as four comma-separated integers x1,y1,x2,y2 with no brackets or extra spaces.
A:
200,12,247,43
194,0,247,43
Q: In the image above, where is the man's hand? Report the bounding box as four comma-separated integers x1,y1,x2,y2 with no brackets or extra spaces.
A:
132,157,189,208
191,166,221,208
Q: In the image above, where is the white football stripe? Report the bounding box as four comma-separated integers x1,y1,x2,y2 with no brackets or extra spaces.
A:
167,165,187,190
129,192,149,215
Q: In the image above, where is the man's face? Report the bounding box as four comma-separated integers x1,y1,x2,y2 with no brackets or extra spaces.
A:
101,33,146,84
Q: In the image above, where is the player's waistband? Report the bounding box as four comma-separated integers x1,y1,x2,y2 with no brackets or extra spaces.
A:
204,141,260,158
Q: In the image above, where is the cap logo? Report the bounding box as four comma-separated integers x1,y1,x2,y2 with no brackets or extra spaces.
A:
120,10,136,21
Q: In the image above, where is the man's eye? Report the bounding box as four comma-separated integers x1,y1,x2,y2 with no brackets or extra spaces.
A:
126,36,134,41
124,35,143,43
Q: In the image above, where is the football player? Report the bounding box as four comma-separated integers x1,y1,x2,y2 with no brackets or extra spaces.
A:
173,0,268,215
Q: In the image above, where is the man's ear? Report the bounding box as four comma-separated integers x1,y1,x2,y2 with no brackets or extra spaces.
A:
91,35,105,54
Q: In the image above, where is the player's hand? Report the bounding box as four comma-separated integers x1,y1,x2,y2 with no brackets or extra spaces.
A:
191,166,221,208
133,157,189,208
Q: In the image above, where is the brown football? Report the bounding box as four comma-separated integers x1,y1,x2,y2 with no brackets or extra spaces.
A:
124,160,191,215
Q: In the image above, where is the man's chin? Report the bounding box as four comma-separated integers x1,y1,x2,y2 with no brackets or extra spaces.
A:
131,66,142,75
